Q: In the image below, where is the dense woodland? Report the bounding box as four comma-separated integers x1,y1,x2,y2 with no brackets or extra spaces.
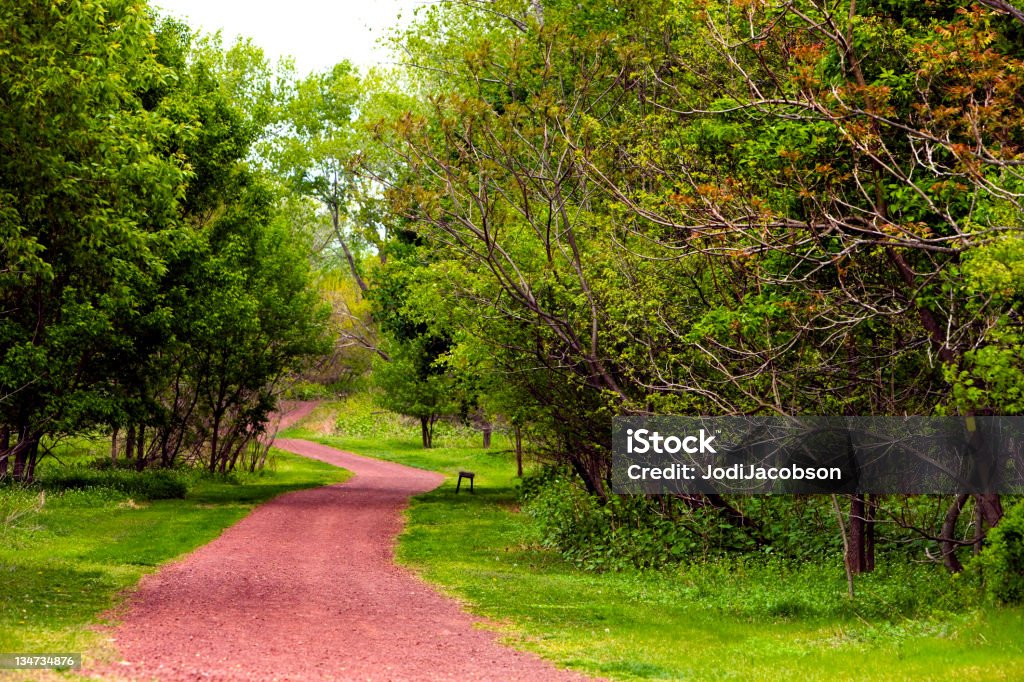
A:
3,0,1024,600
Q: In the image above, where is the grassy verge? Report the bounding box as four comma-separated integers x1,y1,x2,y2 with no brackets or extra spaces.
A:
287,401,1024,681
0,445,350,675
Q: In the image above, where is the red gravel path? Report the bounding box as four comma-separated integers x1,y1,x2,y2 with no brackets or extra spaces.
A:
89,432,590,681
267,400,320,432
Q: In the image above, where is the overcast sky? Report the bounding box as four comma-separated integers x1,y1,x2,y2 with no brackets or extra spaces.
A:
152,0,424,74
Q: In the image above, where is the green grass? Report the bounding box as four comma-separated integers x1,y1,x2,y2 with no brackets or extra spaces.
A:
0,446,350,672
6,396,1023,681
286,403,1024,682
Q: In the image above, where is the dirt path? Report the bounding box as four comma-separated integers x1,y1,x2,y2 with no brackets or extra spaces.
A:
268,400,320,432
89,434,590,681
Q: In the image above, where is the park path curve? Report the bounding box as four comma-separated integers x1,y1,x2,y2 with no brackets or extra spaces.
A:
89,422,590,680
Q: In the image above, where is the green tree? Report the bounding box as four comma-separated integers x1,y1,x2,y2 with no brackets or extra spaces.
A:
274,62,370,291
369,236,460,448
373,338,458,448
372,0,1024,572
129,18,330,472
0,0,185,481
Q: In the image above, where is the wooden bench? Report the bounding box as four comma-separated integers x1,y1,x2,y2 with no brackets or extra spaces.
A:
456,470,475,493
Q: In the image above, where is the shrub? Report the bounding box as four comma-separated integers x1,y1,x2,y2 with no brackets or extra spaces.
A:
41,465,189,500
519,467,963,573
520,466,758,570
980,500,1024,605
518,464,572,501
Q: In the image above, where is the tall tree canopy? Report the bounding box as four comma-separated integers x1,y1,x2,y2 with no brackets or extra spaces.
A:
0,2,330,480
367,0,1024,569
0,0,185,478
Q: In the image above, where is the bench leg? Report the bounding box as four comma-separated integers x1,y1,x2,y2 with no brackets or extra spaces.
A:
456,476,462,493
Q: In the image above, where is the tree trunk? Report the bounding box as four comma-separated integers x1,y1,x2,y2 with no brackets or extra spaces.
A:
12,436,40,483
24,438,39,482
0,425,9,479
332,207,368,293
209,411,222,473
135,425,146,471
160,426,173,468
831,494,855,599
942,493,970,573
125,424,136,461
569,456,606,499
514,424,523,478
111,425,119,463
224,428,249,474
966,412,1003,531
974,493,1003,529
482,422,492,449
256,437,272,471
865,494,876,573
848,494,867,574
974,500,986,555
420,416,432,448
12,440,26,481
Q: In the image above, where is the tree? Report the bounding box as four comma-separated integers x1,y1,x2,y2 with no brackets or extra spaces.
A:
372,0,1024,570
369,234,460,448
129,19,331,472
0,7,332,479
0,0,185,481
274,62,370,291
373,338,458,448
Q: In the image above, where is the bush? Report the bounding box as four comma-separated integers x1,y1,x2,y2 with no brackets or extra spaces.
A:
520,466,758,571
40,465,190,500
518,464,572,501
980,500,1024,605
520,467,967,572
334,392,416,439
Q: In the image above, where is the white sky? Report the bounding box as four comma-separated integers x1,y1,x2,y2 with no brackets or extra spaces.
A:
152,0,424,74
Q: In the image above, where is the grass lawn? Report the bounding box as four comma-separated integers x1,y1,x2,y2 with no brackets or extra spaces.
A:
0,445,350,677
285,401,1024,682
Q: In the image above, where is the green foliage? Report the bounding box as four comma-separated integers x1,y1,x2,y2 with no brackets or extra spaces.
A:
373,342,458,421
272,60,383,286
521,468,760,570
979,501,1024,605
0,0,186,451
330,393,486,448
369,251,462,447
284,381,334,401
946,235,1024,414
333,392,420,439
39,462,190,501
518,468,975,574
366,0,1024,581
0,4,331,480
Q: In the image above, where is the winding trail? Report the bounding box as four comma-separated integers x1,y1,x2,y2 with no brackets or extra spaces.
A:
89,407,589,681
